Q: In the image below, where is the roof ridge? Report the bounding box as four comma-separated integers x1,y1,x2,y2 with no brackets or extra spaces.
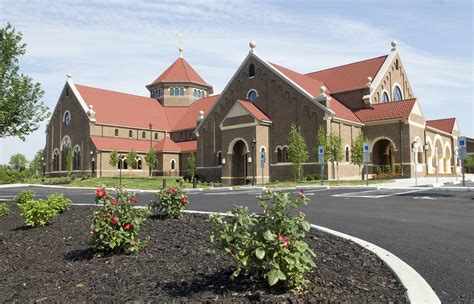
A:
180,58,192,83
76,84,153,100
426,117,456,122
305,55,388,75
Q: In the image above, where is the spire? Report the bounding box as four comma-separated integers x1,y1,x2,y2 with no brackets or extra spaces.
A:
177,30,184,58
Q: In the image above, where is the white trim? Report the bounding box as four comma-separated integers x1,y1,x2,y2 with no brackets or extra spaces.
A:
426,126,453,138
170,158,176,170
67,78,96,122
259,146,267,153
392,82,404,101
52,148,60,158
380,89,391,103
62,110,71,126
72,144,81,153
60,135,72,151
368,51,397,102
332,116,365,127
371,136,398,152
227,137,250,154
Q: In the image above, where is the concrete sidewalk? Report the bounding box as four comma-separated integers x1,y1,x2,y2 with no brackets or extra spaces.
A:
372,174,473,188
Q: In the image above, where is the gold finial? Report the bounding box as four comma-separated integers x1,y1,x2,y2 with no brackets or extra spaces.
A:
177,30,184,58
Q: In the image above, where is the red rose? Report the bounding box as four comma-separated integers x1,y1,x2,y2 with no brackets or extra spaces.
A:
110,217,118,225
96,188,106,198
277,235,283,242
182,196,187,206
299,189,305,196
167,188,176,195
110,199,117,206
123,223,132,230
284,236,290,243
131,197,137,203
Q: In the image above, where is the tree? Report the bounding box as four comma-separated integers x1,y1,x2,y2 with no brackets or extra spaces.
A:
109,150,119,168
287,124,308,181
465,155,474,173
327,132,343,180
315,128,328,160
65,150,73,176
126,149,138,171
145,149,156,177
9,153,28,171
186,153,196,181
351,133,368,179
0,23,49,140
28,149,43,177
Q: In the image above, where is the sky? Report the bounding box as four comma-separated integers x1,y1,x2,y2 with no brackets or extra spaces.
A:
0,0,472,164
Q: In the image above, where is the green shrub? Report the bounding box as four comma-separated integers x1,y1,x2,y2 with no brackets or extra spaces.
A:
210,189,315,289
0,203,9,216
91,187,148,254
394,164,401,174
305,175,314,181
375,166,382,175
14,189,35,205
384,165,392,174
149,187,188,219
17,199,58,227
45,193,71,214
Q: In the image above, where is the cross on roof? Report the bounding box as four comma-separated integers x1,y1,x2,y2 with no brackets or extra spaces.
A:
177,30,184,58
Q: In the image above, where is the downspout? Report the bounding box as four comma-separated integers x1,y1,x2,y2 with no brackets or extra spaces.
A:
399,120,404,177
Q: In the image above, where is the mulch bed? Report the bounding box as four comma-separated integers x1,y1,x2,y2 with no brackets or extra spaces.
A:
0,204,406,302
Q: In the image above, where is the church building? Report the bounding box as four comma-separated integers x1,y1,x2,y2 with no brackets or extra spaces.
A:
43,41,463,185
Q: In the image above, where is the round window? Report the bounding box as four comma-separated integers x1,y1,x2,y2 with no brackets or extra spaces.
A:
64,112,71,126
248,90,258,103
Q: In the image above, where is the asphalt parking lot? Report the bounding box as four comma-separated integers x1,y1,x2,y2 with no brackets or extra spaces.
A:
1,185,473,303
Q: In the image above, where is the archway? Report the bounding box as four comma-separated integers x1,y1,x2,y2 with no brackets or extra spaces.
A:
372,139,395,172
426,137,434,174
231,140,248,185
444,144,452,174
434,139,444,174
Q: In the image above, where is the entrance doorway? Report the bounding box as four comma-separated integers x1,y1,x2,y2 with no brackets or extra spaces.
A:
231,140,248,185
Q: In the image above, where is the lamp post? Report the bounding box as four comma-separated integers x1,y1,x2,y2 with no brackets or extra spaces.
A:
41,157,45,182
90,151,95,177
149,122,153,177
251,138,256,185
119,155,125,187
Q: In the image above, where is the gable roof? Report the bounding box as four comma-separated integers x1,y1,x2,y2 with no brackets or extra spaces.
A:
149,58,210,87
352,98,417,122
269,62,326,97
237,100,271,122
91,136,154,153
329,98,361,123
165,95,219,131
306,55,387,93
154,137,181,152
76,84,171,130
426,118,456,134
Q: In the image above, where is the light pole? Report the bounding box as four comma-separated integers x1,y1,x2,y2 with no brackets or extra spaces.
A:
149,122,153,177
251,138,256,185
119,155,125,187
90,151,95,177
41,157,45,182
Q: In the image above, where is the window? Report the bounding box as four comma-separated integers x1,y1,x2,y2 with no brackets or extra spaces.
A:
345,146,350,162
115,129,119,137
170,87,175,96
249,63,255,78
72,146,81,170
217,152,222,165
142,131,146,139
277,147,283,163
381,91,390,103
155,133,158,140
393,85,403,101
174,87,179,96
66,87,69,97
171,159,176,170
284,147,289,162
129,130,133,138
63,111,71,126
53,150,60,171
137,158,142,170
247,89,258,103
193,89,197,97
61,137,71,171
395,59,399,70
180,87,184,96
180,132,184,141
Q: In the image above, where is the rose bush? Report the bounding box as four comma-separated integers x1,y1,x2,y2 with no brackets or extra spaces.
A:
91,186,148,254
210,189,315,289
149,187,188,219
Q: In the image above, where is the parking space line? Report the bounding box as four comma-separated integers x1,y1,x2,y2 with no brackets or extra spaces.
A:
332,189,426,199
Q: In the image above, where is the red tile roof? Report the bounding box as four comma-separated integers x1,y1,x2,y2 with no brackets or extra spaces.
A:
165,95,219,131
306,55,387,93
237,100,271,122
426,118,456,133
149,58,210,87
352,98,416,122
330,98,361,123
91,136,154,153
176,140,197,152
270,62,326,97
154,137,181,152
76,84,217,132
77,84,171,130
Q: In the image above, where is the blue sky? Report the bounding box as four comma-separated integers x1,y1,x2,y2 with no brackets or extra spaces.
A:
0,0,472,163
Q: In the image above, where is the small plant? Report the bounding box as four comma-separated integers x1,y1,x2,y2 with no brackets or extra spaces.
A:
149,187,188,219
0,203,9,216
45,193,71,214
394,164,401,174
91,187,147,253
375,166,382,175
384,165,392,174
17,199,58,227
210,189,315,289
14,189,35,205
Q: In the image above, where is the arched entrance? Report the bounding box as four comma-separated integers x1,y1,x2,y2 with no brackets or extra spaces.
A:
372,139,395,172
444,144,452,174
434,139,444,174
231,140,248,185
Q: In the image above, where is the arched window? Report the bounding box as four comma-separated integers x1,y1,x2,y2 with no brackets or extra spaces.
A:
115,129,119,136
170,87,175,96
129,130,133,138
142,131,146,139
249,63,255,78
73,146,81,170
174,87,179,96
61,137,71,171
53,150,60,171
198,90,202,98
247,89,258,103
345,146,350,162
277,147,282,163
217,151,222,165
137,158,142,170
381,91,390,103
393,85,403,101
63,111,71,126
180,87,184,96
123,159,128,170
201,90,205,98
171,159,176,170
155,133,158,140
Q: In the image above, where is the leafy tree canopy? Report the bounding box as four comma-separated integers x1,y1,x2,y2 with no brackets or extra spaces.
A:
9,153,28,171
287,124,308,181
1,23,49,140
